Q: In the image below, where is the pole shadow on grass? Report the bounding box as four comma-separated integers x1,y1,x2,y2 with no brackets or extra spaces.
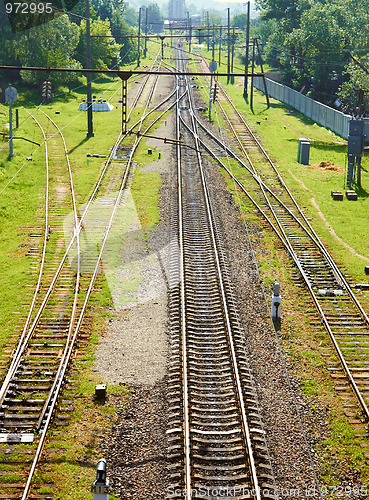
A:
68,136,90,154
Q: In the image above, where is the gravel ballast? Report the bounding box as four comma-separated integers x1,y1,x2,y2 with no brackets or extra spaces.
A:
92,78,362,500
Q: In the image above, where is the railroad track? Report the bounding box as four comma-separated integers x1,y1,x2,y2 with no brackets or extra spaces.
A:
191,55,369,423
0,53,179,498
167,43,276,500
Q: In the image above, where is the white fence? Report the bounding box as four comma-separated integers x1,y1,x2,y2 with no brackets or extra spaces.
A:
253,76,351,139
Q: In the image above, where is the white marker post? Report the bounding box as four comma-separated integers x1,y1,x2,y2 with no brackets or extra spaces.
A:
271,281,281,320
5,85,17,159
91,458,109,499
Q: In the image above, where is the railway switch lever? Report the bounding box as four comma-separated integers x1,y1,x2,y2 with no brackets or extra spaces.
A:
91,458,109,499
271,281,281,321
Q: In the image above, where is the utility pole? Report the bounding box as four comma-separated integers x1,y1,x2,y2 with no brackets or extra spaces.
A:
187,12,190,51
189,16,192,53
256,38,270,107
144,7,148,58
212,24,215,60
207,12,210,51
219,26,222,66
230,27,235,83
250,38,256,109
208,60,217,121
86,0,94,137
227,8,230,84
198,28,202,45
137,7,141,67
160,36,165,59
243,0,250,98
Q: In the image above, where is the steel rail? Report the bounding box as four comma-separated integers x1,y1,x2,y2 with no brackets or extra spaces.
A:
175,70,192,500
34,108,81,431
0,111,49,396
177,54,262,498
192,114,330,260
19,109,82,499
211,99,346,288
21,57,179,500
184,106,369,421
0,108,81,408
215,81,369,328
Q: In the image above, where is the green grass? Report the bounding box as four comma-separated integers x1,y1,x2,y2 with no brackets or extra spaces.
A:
0,44,165,497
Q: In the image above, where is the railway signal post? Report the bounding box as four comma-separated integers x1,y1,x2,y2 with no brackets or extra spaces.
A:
5,84,17,159
208,60,217,121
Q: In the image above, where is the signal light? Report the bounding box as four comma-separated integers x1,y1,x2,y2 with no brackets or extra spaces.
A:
41,81,52,101
212,83,218,103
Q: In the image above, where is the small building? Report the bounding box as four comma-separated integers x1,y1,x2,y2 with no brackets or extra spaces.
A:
78,98,113,111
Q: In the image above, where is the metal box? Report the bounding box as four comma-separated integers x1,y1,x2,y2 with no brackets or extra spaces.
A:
347,136,362,156
297,137,309,162
346,190,357,200
331,191,343,200
299,142,310,165
349,119,364,136
95,384,107,399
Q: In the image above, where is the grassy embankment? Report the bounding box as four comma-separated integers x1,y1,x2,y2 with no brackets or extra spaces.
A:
188,45,369,495
0,45,165,498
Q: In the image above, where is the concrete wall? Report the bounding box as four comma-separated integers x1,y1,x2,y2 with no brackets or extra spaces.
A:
253,76,351,139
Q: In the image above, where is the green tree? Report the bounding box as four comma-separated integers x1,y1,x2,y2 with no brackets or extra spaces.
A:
338,61,369,112
0,16,20,83
110,11,138,64
232,13,247,30
145,3,164,34
288,2,350,101
91,0,125,22
69,1,98,25
76,17,122,70
124,6,138,27
12,15,82,86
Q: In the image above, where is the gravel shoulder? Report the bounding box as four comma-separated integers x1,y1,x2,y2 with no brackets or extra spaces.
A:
94,76,176,498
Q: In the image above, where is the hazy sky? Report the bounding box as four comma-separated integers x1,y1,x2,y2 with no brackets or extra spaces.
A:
213,0,258,16
198,0,258,16
184,0,258,16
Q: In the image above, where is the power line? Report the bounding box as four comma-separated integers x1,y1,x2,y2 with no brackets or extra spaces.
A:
0,64,265,78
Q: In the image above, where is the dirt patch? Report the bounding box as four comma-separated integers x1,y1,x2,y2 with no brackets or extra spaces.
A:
311,160,343,172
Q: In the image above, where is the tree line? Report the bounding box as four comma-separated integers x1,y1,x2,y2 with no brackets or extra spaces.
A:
0,0,165,90
250,0,369,111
